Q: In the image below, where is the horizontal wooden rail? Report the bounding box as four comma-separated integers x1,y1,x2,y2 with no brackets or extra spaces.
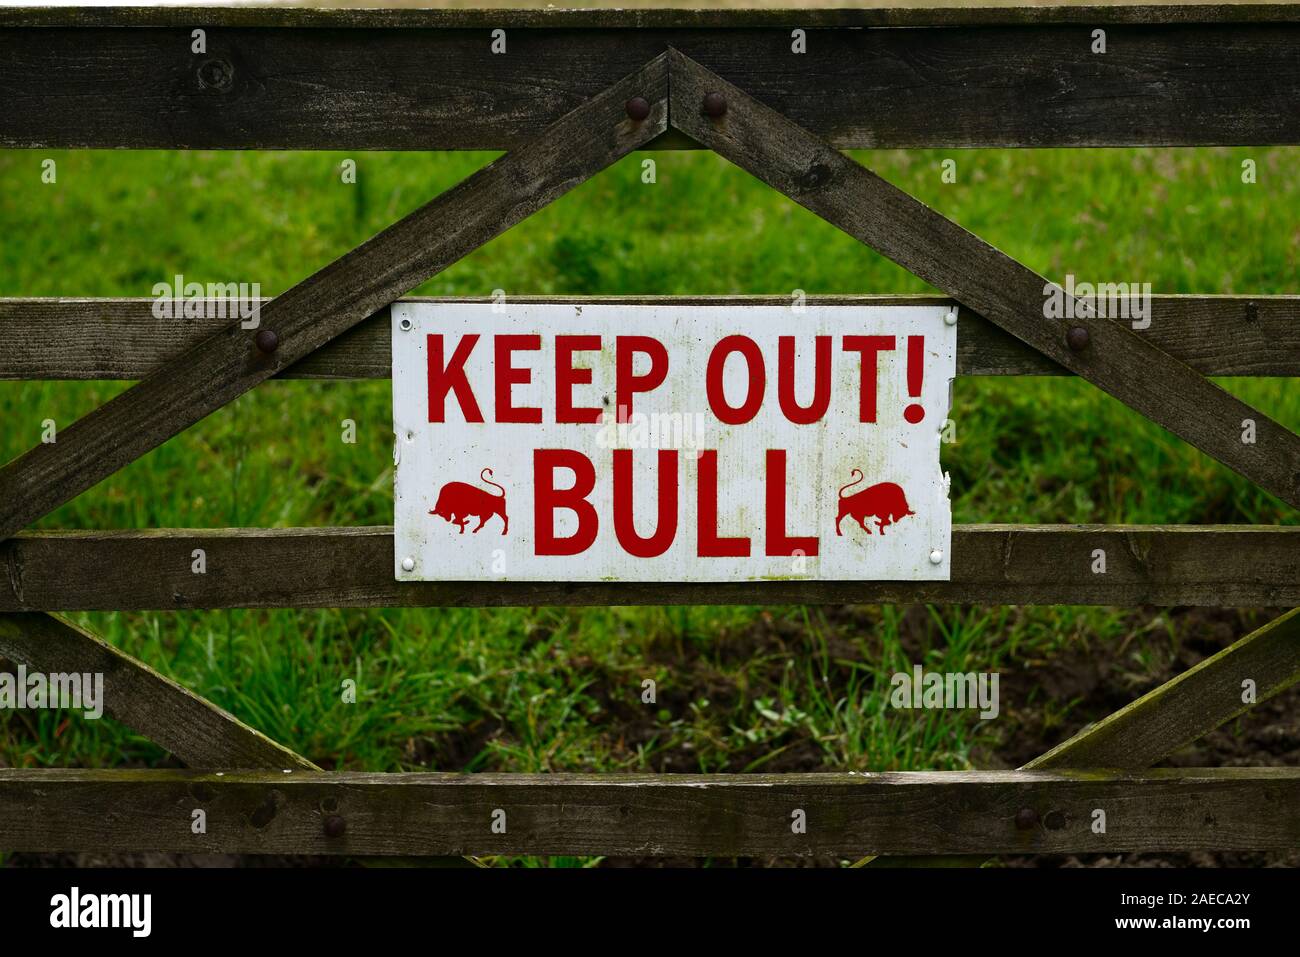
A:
3,767,1299,856
4,17,1299,149
7,6,1300,28
1,296,1295,381
1,525,1295,610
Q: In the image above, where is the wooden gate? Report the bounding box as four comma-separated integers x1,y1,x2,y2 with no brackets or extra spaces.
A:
1,5,1298,862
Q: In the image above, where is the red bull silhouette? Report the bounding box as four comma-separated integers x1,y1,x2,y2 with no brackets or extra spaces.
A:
836,471,914,536
430,468,508,535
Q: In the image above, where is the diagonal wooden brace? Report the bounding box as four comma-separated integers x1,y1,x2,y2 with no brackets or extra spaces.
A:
666,50,1300,509
0,613,317,770
0,53,670,541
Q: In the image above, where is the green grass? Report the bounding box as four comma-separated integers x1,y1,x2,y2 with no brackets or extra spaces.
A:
0,145,1296,864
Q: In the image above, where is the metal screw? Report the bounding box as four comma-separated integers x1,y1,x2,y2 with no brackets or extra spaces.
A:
254,329,279,354
398,316,413,332
702,92,727,118
323,814,347,838
401,556,416,572
944,310,958,326
929,549,943,565
625,96,651,122
1015,807,1039,830
1065,326,1090,353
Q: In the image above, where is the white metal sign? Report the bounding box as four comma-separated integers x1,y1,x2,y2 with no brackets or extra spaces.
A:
392,303,954,583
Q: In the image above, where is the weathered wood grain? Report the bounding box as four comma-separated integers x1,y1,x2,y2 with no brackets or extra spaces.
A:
669,51,1300,509
3,295,1296,381
7,6,1300,28
0,613,317,770
4,21,1300,149
1,525,1295,611
0,55,670,543
2,767,1299,856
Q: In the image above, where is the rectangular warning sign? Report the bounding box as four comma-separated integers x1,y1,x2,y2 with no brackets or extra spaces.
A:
392,302,955,582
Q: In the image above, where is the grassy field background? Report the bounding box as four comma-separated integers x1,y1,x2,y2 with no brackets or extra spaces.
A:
0,139,1296,865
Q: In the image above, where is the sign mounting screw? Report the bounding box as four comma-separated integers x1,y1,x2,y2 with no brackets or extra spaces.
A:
254,329,280,354
401,556,416,572
702,92,727,118
1065,326,1090,353
929,549,943,564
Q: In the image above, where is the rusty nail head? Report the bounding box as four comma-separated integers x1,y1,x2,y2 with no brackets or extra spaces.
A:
255,329,280,354
1065,326,1090,353
703,92,727,118
625,97,651,122
323,814,346,838
1015,807,1039,830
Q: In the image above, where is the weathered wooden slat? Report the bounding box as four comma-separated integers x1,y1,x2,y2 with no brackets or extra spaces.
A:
2,767,1299,856
1032,606,1300,769
0,613,317,770
2,295,1295,381
4,21,1300,150
7,6,1300,28
0,55,670,543
860,605,1300,866
668,51,1300,509
1,526,1295,611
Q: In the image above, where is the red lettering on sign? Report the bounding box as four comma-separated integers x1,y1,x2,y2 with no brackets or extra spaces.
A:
615,336,668,422
613,449,678,558
697,449,750,557
427,334,483,423
556,335,603,424
495,335,542,424
777,335,832,425
903,334,926,424
706,335,766,425
843,335,896,423
533,449,598,555
765,449,818,556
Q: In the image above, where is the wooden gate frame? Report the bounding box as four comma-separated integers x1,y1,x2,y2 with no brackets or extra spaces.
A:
1,6,1299,861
